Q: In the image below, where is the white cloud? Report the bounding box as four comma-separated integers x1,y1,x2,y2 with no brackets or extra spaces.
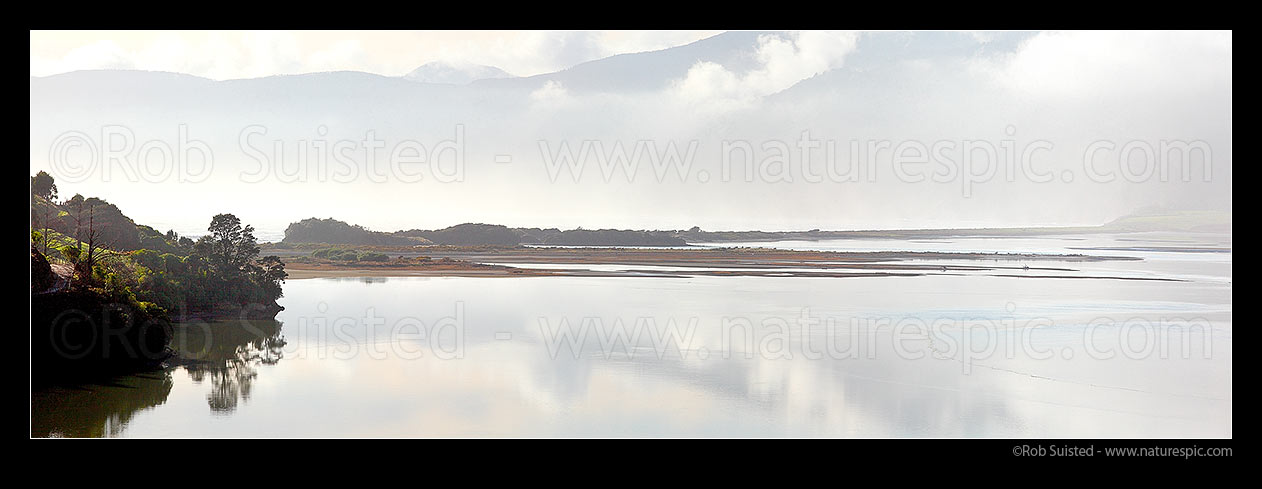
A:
529,80,570,106
981,30,1232,99
670,31,858,110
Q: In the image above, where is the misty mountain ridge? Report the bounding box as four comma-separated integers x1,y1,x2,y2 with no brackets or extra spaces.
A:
32,31,825,98
402,61,515,85
29,31,1054,115
28,30,1231,231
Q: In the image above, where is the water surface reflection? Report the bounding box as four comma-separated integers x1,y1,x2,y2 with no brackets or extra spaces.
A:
31,373,173,438
29,234,1231,437
31,320,287,435
176,320,287,412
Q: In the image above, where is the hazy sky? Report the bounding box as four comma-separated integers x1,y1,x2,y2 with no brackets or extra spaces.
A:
29,30,1232,237
30,30,722,79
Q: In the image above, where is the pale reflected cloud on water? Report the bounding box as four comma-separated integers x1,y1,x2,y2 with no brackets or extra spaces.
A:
31,234,1230,437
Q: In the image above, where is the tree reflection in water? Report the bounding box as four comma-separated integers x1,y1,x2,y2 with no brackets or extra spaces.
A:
30,320,287,437
176,320,286,412
31,373,174,437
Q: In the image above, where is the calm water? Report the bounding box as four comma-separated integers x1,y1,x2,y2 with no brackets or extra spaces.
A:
31,233,1232,437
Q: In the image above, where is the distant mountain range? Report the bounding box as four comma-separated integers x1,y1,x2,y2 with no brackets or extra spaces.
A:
29,31,1231,231
402,61,514,85
29,31,1043,140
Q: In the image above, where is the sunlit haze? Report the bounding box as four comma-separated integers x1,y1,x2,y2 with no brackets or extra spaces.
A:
30,30,1231,238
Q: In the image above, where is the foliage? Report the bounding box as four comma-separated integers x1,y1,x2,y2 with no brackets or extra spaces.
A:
312,247,390,262
282,217,413,245
137,224,185,254
29,189,189,254
32,212,288,318
31,171,57,200
29,183,288,382
31,246,56,292
400,223,522,246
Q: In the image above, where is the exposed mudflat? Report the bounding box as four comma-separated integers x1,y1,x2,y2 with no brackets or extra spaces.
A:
283,246,1152,280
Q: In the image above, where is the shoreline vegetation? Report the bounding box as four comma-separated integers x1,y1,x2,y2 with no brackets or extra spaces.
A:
265,212,1227,281
275,211,1232,249
30,172,287,384
29,171,1227,383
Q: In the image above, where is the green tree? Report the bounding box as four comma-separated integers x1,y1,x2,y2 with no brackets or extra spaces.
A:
205,213,260,276
66,195,117,288
31,171,58,201
256,255,288,300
